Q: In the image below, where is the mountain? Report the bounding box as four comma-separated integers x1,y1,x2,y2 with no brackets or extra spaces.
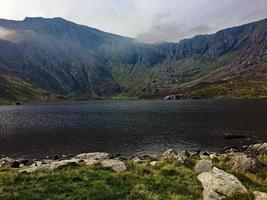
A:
0,17,266,101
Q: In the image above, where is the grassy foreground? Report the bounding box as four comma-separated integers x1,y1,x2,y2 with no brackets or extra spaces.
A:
0,154,266,200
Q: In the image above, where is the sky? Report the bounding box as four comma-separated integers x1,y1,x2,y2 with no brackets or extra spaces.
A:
0,0,267,43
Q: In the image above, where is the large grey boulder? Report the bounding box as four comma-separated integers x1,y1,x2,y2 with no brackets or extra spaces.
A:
197,167,248,200
75,152,110,161
254,191,267,200
232,153,262,173
19,159,80,174
195,159,213,173
101,159,127,172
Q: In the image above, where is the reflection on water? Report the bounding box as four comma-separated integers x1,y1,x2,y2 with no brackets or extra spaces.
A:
0,99,266,158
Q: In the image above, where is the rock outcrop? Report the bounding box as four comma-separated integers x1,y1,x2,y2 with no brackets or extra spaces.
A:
194,159,213,173
231,153,263,173
197,167,248,200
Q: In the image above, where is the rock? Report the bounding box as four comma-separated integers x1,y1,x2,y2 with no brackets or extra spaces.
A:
223,146,240,153
162,149,190,165
131,157,143,164
138,154,158,161
181,150,190,158
191,150,201,157
246,143,267,153
75,152,110,161
195,159,213,173
200,155,210,159
197,167,248,200
209,154,218,160
163,95,176,100
254,191,267,200
41,159,53,164
200,152,210,159
0,157,20,168
20,166,39,174
84,159,100,166
19,163,25,168
232,153,263,173
19,159,80,174
101,159,127,172
162,149,182,161
150,161,158,166
112,154,127,161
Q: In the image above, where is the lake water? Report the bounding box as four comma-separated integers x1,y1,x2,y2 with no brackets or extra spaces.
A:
0,100,266,159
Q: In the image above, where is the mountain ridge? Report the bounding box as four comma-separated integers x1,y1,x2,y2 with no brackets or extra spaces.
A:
0,17,267,101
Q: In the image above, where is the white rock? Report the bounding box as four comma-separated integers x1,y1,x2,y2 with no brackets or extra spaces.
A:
101,159,127,172
254,191,267,200
84,159,100,166
150,161,158,166
197,167,248,200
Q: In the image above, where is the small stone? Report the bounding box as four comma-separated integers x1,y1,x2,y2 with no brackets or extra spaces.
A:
19,163,25,168
131,157,143,164
254,191,267,200
150,161,157,166
195,159,213,173
101,159,127,172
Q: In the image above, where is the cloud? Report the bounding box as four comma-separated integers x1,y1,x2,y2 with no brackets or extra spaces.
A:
0,0,266,42
0,27,34,43
137,23,212,43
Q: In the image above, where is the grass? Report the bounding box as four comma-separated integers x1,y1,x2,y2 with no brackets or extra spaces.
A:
0,162,202,200
187,81,267,99
0,154,266,200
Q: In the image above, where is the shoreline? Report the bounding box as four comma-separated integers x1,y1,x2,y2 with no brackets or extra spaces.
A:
1,142,266,168
0,142,266,200
2,96,267,106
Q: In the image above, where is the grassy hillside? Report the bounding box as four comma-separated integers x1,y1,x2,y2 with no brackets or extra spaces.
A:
0,74,54,104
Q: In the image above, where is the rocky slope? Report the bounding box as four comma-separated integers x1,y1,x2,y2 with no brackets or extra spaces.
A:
0,17,266,100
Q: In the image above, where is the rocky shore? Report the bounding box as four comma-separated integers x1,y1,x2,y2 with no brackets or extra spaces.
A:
0,143,266,200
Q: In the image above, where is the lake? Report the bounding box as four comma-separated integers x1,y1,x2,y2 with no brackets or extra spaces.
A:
0,100,266,159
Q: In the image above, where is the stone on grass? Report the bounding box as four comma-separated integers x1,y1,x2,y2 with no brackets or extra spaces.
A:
150,161,158,166
131,157,143,164
254,191,267,200
232,153,262,173
197,167,248,200
194,159,213,173
101,159,126,172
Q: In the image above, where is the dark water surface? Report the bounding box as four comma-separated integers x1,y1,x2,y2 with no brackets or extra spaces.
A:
0,100,266,158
